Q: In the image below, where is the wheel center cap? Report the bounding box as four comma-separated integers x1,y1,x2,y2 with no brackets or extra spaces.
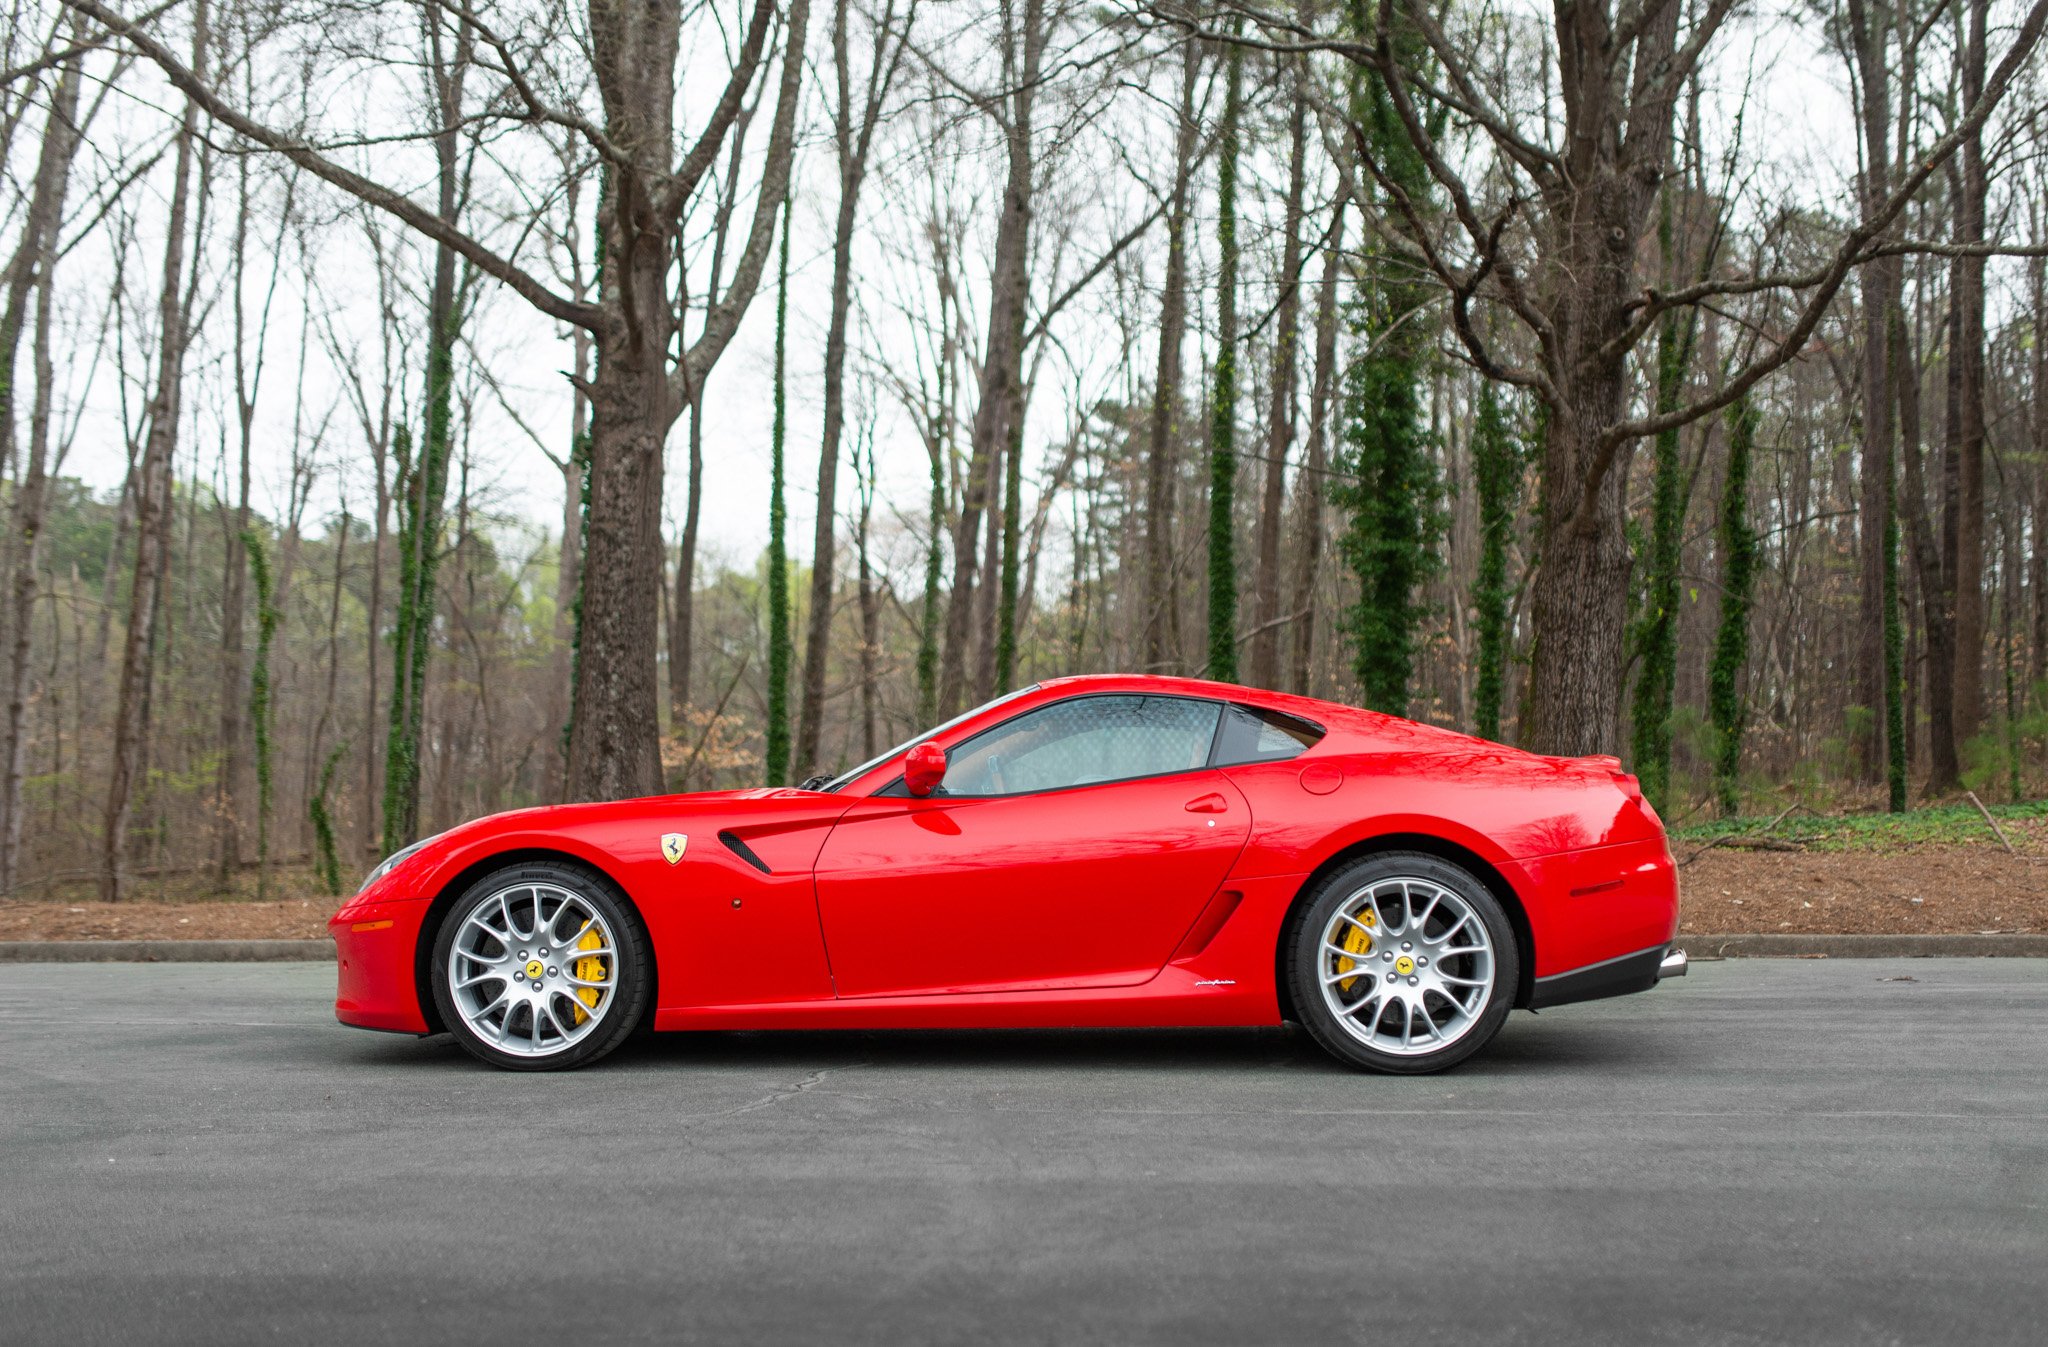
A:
525,959,546,980
1394,955,1415,976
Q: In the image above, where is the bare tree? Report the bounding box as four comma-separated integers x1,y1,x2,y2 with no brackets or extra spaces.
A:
793,0,912,778
69,0,812,801
102,0,207,900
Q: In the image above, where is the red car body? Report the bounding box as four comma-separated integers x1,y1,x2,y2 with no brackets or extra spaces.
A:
331,674,1680,1038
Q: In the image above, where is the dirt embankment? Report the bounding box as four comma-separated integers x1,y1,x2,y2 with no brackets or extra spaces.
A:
0,898,340,942
1677,830,2047,936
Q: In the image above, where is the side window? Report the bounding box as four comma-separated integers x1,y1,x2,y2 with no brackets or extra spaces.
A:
940,695,1223,796
1212,703,1325,766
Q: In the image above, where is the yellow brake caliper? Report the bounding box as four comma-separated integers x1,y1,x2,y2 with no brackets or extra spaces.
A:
1335,908,1375,993
571,928,606,1025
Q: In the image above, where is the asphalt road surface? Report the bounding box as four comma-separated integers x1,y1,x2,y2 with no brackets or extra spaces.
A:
2,958,2044,1346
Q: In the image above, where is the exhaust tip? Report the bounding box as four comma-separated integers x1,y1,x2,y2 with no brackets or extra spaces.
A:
1658,948,1688,980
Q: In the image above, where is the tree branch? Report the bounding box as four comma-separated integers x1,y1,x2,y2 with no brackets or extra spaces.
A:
61,0,596,329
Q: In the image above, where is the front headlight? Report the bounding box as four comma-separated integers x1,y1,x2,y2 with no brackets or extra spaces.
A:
359,836,434,894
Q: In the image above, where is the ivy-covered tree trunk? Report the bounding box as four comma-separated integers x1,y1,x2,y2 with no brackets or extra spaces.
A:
1205,31,1244,683
1710,395,1760,816
382,285,459,854
310,744,347,896
381,16,469,850
1627,299,1692,812
764,200,792,786
1469,382,1520,742
1334,22,1439,715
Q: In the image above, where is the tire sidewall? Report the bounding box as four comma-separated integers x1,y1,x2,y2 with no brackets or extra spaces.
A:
429,862,650,1072
1287,852,1520,1074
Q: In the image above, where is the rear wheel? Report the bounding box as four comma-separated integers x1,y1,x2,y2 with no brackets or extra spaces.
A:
430,862,649,1071
1286,852,1518,1074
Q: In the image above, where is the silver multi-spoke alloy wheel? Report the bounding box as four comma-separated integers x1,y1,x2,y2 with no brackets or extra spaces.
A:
446,881,620,1059
1316,876,1496,1056
1288,852,1518,1073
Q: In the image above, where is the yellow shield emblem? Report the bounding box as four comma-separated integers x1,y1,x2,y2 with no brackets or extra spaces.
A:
660,833,688,865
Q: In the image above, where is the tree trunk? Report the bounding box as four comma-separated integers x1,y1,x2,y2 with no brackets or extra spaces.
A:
1142,41,1200,676
796,0,902,774
765,198,792,785
1524,396,1634,756
1896,302,1958,790
938,0,1043,716
1288,187,1344,697
1947,0,1989,748
1520,120,1671,755
569,0,805,799
104,2,206,901
994,413,1023,691
671,388,705,723
568,318,675,799
1847,0,1897,782
1250,76,1307,689
0,46,82,893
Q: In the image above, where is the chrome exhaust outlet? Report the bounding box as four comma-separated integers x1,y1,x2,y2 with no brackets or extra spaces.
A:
1658,948,1688,980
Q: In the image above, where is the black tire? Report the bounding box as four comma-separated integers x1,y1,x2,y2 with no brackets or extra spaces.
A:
430,861,651,1072
1284,851,1519,1074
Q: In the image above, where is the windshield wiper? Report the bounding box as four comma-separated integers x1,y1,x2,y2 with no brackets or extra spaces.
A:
798,774,833,791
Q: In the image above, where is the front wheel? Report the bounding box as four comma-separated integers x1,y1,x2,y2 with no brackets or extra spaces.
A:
1286,852,1519,1074
430,862,650,1071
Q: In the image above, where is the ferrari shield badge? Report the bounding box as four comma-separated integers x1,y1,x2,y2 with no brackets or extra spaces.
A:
660,833,688,866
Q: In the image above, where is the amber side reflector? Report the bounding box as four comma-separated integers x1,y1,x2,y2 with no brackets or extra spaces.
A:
1569,879,1624,897
350,919,395,932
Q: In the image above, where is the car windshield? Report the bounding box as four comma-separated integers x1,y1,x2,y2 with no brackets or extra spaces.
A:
817,685,1042,792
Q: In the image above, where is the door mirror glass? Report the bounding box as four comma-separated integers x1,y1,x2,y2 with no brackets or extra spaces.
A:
903,741,949,797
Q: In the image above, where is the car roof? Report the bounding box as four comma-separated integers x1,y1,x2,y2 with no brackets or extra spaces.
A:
1030,672,1364,730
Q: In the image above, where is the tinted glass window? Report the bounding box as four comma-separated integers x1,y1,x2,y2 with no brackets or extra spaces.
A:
1211,704,1325,766
940,695,1222,796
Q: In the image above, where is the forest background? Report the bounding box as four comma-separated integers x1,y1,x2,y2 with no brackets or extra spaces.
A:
1,0,2045,904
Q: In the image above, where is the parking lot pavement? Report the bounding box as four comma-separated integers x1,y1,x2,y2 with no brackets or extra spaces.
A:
2,958,2044,1346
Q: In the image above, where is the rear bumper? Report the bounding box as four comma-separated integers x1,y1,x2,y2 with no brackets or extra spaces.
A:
1528,942,1685,1010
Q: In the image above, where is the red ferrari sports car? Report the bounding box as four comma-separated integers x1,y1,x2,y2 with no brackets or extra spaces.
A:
331,673,1685,1073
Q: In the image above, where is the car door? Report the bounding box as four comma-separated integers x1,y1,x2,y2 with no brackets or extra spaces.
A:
811,694,1252,998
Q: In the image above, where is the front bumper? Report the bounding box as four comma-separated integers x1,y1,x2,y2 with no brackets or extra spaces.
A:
330,899,433,1034
1528,943,1686,1010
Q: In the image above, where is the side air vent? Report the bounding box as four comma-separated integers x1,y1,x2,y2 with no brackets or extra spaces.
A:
718,831,771,874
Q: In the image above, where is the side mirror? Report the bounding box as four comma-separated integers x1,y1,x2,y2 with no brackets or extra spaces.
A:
904,741,948,798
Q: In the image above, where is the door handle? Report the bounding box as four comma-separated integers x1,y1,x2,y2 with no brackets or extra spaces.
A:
1184,793,1228,814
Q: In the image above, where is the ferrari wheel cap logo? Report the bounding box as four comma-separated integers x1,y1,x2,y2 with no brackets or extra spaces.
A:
661,833,689,865
1394,955,1415,976
525,959,545,980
